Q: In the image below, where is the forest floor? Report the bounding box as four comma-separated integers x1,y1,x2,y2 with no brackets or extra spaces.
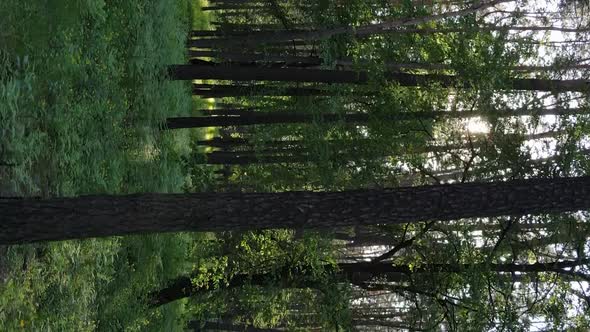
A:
0,0,213,330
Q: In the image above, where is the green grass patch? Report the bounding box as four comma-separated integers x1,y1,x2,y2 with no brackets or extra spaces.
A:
0,0,212,330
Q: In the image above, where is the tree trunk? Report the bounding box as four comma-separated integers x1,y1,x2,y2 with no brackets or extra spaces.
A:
207,0,509,45
187,320,283,331
164,108,586,129
339,258,590,275
150,258,588,306
188,53,590,73
215,25,590,46
200,139,522,165
2,176,590,244
170,64,590,92
196,129,562,150
150,266,318,307
192,84,334,97
165,112,370,129
188,38,311,49
201,4,265,11
188,50,322,66
205,151,308,165
387,25,590,35
171,65,367,83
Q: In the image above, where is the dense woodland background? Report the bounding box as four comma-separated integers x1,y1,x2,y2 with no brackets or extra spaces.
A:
1,0,590,330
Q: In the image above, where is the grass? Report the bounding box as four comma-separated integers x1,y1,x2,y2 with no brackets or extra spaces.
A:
0,0,214,330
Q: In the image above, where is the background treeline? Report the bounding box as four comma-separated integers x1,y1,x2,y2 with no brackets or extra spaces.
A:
172,0,590,330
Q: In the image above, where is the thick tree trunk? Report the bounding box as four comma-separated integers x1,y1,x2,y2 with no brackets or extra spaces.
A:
2,176,590,244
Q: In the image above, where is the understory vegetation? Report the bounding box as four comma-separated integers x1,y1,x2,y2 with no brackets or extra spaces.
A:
0,0,204,330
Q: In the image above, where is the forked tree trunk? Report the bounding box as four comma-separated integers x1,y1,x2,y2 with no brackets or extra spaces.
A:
2,176,590,244
150,258,588,306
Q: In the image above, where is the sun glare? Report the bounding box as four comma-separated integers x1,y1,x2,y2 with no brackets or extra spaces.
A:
465,117,490,134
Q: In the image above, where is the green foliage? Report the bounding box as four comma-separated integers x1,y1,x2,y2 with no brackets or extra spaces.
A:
179,230,351,330
0,0,211,330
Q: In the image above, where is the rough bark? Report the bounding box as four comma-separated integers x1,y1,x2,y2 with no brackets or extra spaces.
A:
169,65,590,92
2,176,590,244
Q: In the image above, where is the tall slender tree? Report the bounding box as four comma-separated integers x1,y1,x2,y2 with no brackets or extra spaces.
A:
169,64,590,92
